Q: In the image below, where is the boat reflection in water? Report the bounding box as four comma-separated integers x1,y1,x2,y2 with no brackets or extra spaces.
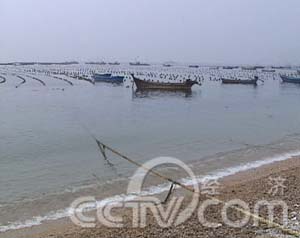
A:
132,88,194,99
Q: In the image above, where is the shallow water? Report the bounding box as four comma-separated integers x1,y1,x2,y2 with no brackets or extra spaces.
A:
0,66,300,231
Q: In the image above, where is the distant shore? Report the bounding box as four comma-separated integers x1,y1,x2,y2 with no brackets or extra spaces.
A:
1,157,300,238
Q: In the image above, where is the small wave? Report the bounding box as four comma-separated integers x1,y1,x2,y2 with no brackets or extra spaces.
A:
183,150,300,186
1,150,300,233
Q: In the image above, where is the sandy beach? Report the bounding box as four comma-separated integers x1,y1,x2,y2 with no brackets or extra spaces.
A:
1,157,300,238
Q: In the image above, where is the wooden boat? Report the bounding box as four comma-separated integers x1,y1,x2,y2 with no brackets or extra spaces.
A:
223,66,238,69
108,62,120,65
131,74,199,91
222,76,259,85
189,65,199,68
85,61,106,65
242,66,257,71
92,73,124,84
262,69,276,73
280,75,300,84
129,62,150,66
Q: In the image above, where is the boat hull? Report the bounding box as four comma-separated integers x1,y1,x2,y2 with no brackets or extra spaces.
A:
280,75,300,84
93,74,124,84
132,75,198,91
129,62,150,66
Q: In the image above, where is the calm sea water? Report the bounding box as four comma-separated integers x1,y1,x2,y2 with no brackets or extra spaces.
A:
0,66,300,231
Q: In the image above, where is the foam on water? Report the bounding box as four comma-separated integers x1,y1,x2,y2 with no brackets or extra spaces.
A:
184,150,300,185
1,150,300,233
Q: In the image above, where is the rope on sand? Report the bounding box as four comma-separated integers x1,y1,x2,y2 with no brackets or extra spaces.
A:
92,139,300,237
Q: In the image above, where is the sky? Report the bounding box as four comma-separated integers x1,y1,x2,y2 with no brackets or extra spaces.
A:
0,0,299,65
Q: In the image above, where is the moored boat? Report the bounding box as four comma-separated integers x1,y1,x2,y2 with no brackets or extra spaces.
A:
108,62,120,65
222,76,259,85
223,66,239,70
189,65,199,68
242,67,255,71
92,73,124,84
262,69,276,73
129,62,150,66
86,61,106,65
131,74,199,91
280,75,300,84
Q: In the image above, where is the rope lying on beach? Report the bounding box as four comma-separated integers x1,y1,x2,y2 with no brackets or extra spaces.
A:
92,138,300,237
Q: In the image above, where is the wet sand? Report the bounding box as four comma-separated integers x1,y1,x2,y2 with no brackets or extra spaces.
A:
1,157,300,238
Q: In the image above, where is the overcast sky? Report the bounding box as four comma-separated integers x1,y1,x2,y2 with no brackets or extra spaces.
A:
0,0,299,65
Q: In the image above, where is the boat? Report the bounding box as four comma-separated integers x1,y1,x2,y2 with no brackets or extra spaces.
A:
271,66,292,69
221,76,259,85
280,75,300,84
92,73,124,84
129,62,150,66
189,65,199,68
131,74,199,91
108,62,120,65
86,61,106,65
223,66,239,70
163,64,172,67
262,69,276,73
242,66,257,71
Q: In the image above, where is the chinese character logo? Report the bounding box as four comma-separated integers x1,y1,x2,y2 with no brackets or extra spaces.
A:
268,176,286,196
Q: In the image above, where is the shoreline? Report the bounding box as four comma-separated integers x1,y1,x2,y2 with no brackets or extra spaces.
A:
1,148,299,233
1,156,300,238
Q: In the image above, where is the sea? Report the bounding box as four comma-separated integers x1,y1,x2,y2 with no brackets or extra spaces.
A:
0,64,300,232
